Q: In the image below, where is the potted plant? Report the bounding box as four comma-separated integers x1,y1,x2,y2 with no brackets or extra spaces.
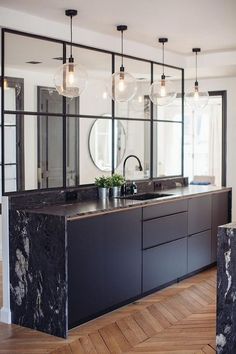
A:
110,174,125,198
95,176,112,199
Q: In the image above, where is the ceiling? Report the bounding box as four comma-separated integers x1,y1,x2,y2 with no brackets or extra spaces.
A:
1,0,236,55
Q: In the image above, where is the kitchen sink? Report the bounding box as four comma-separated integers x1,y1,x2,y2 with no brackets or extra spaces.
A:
120,192,173,201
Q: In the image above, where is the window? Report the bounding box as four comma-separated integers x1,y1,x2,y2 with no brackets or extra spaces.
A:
184,92,226,186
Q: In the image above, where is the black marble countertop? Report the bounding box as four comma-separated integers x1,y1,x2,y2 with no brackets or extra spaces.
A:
25,185,231,220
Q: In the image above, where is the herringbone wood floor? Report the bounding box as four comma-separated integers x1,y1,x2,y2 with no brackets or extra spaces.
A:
0,265,216,354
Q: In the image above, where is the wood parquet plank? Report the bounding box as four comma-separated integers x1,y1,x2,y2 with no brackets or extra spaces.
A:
0,265,217,353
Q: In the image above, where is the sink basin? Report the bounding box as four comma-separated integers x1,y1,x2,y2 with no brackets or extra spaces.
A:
120,192,173,201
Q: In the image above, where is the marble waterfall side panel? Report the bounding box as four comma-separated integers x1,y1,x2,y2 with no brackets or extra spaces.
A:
9,210,67,338
217,224,236,354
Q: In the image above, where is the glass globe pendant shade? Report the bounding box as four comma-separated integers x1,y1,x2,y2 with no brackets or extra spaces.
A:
54,60,87,99
107,68,137,102
149,76,177,106
185,84,209,111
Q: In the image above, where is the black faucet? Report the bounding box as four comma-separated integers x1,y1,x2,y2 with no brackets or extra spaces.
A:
123,154,143,179
122,155,143,195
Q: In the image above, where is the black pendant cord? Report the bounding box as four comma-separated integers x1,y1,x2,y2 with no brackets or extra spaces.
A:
162,42,165,77
70,15,73,59
121,29,124,69
195,52,198,84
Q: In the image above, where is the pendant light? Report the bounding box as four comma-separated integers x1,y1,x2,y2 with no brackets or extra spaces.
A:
54,9,87,98
107,25,137,102
185,48,209,111
149,38,177,106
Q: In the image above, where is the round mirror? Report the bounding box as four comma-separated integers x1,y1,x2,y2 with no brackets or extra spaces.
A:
89,119,126,171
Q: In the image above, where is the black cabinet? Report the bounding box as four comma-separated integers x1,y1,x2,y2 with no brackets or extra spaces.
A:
188,230,211,273
143,238,187,292
212,191,231,262
103,209,142,308
188,195,212,235
143,199,187,220
143,212,188,249
67,208,142,328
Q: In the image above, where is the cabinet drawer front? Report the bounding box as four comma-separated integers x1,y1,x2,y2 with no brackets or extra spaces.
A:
143,199,188,220
143,212,188,249
188,195,212,235
188,230,211,273
143,237,187,293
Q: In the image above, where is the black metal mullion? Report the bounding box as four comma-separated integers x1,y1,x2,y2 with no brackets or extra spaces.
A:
111,54,115,175
62,42,67,188
181,68,184,177
150,62,154,179
1,29,5,195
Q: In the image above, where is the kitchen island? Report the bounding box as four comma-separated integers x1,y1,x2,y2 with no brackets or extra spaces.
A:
217,222,236,354
9,185,231,338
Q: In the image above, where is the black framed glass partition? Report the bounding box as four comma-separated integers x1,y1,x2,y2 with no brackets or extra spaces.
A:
1,28,184,195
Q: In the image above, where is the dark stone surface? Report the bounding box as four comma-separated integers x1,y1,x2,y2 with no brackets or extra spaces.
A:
217,223,236,353
8,177,188,210
9,210,67,338
23,185,231,220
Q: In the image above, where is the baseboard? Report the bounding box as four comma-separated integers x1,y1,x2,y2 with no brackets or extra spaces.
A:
0,307,11,324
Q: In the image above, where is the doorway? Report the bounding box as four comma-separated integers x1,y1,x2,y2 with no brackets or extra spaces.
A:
37,87,79,188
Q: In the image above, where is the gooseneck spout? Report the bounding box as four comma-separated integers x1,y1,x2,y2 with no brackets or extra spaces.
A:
123,154,143,179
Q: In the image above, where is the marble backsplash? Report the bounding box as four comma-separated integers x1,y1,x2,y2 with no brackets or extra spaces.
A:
8,177,188,210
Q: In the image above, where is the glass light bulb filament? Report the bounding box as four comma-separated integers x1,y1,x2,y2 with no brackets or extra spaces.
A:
160,79,166,97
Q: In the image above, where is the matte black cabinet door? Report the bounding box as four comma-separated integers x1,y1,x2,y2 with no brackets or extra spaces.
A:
143,237,187,293
104,209,142,308
187,230,211,273
188,196,212,235
68,216,106,328
212,192,231,262
68,208,142,328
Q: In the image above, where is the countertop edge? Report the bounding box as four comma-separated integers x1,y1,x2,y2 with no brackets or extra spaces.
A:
66,187,232,222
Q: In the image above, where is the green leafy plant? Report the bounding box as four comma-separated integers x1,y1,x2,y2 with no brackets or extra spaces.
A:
94,176,112,188
111,174,125,187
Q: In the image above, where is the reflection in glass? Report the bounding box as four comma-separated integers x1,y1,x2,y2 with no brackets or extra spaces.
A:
68,45,112,116
154,122,182,177
154,96,182,121
115,120,150,180
80,118,112,184
5,32,63,113
3,114,64,193
115,57,151,119
66,117,79,187
89,119,126,171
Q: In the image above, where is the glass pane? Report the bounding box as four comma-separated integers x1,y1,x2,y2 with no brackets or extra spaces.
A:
115,120,150,180
5,164,17,193
80,117,112,184
38,115,63,189
5,113,16,125
67,46,112,116
5,32,63,114
153,64,182,120
155,96,182,122
115,57,151,119
184,95,222,186
5,126,16,163
3,114,63,193
66,117,79,187
154,122,182,177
